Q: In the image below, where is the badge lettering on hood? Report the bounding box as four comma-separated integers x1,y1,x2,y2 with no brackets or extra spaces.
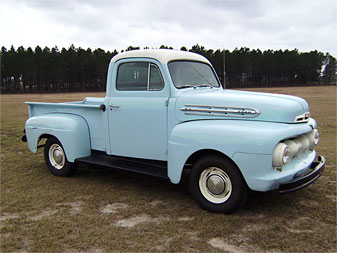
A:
294,112,311,123
181,104,260,118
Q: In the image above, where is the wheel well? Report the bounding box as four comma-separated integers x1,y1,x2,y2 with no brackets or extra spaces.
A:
39,134,53,141
185,149,231,166
38,134,57,147
184,149,245,177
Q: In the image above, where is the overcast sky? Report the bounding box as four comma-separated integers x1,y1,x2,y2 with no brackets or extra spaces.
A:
1,0,336,57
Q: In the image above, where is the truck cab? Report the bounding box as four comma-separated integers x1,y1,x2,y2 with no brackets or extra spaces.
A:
23,49,325,213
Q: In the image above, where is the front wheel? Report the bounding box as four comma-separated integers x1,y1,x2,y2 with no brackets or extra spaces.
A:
189,155,248,213
44,137,76,177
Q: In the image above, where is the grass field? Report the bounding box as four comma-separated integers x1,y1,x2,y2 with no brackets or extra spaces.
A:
1,86,336,252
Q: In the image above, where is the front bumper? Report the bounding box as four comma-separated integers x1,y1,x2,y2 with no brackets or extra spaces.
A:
279,155,325,194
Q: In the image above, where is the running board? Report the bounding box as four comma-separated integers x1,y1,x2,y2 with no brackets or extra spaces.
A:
75,151,168,179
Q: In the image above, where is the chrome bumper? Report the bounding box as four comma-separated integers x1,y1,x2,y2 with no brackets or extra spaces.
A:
279,155,325,194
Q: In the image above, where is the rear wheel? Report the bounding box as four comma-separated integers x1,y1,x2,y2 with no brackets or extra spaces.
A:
189,155,248,213
44,137,76,177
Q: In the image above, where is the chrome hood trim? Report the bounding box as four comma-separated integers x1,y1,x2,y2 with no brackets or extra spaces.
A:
181,104,260,118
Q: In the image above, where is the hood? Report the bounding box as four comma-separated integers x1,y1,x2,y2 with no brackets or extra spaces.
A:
175,88,310,124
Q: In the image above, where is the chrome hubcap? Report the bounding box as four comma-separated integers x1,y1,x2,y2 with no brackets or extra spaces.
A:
206,174,225,195
53,149,63,164
49,144,65,170
199,167,232,204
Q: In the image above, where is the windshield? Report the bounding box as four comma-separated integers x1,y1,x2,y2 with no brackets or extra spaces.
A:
168,61,221,89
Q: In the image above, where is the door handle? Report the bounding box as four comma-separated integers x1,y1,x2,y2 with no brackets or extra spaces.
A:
109,104,119,109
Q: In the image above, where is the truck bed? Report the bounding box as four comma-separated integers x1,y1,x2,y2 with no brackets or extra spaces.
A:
26,97,107,151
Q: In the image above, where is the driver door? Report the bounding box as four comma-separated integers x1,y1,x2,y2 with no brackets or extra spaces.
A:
108,60,168,161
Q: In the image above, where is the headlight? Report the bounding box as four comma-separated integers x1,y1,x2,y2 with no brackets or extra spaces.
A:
283,140,299,159
292,138,304,153
272,143,290,167
314,129,320,145
306,129,319,149
297,135,310,151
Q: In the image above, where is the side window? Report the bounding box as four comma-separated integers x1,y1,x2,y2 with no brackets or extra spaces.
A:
149,63,164,91
116,62,164,91
116,62,148,91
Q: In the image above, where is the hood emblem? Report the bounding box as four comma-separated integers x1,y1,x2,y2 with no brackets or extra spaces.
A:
294,112,310,123
181,104,260,118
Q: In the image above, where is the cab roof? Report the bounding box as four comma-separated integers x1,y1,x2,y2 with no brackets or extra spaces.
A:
110,49,210,65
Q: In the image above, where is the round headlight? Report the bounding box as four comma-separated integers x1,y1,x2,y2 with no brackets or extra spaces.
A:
314,129,320,145
292,138,303,153
282,147,290,164
306,131,315,150
306,129,319,149
298,135,310,151
283,140,299,159
272,143,290,167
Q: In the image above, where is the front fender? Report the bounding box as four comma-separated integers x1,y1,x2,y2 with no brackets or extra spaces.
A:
167,119,313,184
25,113,91,162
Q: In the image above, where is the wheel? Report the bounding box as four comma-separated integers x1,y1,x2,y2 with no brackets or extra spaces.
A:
44,137,76,177
189,155,248,213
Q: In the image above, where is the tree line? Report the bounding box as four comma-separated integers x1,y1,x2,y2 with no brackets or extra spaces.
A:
1,44,336,93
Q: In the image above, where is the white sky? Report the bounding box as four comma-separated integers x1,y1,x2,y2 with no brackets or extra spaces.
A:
1,0,336,57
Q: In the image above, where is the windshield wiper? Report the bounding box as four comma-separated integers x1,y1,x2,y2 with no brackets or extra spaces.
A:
178,84,214,89
179,85,195,89
195,84,213,88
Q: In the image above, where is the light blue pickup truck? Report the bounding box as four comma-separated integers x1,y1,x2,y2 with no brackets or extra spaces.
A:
22,49,325,213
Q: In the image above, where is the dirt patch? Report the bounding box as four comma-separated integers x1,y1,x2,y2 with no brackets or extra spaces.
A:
153,216,170,223
22,237,32,251
77,195,93,201
100,203,128,214
0,213,19,222
56,201,84,215
299,199,319,208
326,195,336,202
178,217,194,222
187,231,200,241
2,233,11,239
63,247,103,253
30,208,58,221
68,201,83,215
13,237,33,253
285,217,314,233
231,233,259,252
242,224,266,233
153,236,173,251
286,227,314,234
149,200,164,207
241,210,266,220
116,214,152,228
115,214,169,228
209,238,246,253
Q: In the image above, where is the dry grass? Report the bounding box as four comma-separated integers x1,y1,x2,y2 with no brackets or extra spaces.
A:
1,86,336,252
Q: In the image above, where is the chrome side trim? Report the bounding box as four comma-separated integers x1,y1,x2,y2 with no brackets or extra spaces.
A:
109,104,120,108
180,104,260,118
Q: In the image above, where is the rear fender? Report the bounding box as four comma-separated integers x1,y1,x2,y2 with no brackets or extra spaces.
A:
25,113,91,162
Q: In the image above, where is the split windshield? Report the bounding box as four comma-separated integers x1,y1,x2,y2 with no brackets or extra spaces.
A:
168,61,220,89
